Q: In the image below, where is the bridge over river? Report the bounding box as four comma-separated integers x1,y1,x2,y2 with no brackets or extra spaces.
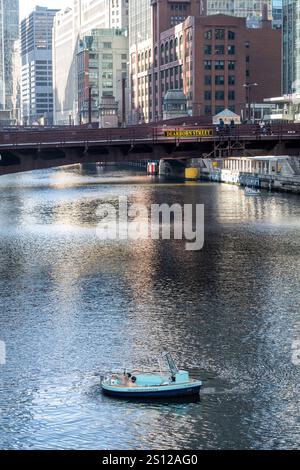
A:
1,123,300,176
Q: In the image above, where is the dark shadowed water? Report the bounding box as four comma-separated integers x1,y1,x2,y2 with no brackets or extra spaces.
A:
0,164,299,450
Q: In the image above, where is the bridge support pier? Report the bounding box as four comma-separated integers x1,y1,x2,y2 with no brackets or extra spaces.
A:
159,159,187,178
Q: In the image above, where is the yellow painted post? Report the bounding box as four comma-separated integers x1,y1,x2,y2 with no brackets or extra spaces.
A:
185,167,200,180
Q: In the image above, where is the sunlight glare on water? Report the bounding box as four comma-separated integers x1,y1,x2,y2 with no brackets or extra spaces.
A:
0,165,299,450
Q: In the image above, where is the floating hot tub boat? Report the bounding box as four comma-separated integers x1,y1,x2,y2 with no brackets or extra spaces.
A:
101,352,202,399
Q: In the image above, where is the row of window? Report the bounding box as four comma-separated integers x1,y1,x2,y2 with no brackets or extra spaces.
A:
204,29,236,41
204,45,235,55
161,81,184,92
90,53,127,61
204,60,236,70
204,91,235,101
96,62,126,70
160,48,182,65
137,78,185,96
160,66,183,78
170,3,187,11
36,82,52,86
205,75,236,85
170,16,186,26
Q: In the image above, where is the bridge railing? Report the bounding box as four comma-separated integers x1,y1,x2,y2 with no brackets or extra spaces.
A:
2,123,300,149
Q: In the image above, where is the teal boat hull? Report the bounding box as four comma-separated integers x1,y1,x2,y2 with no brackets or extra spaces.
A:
101,381,202,399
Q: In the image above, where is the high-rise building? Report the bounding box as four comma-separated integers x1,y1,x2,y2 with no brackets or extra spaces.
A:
21,6,59,125
128,0,153,123
129,0,152,47
157,14,281,119
52,7,75,125
0,0,19,125
52,0,129,124
12,40,21,124
282,0,300,94
129,1,281,122
129,0,202,123
77,28,128,124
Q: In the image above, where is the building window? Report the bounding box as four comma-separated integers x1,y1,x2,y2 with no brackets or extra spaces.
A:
228,61,235,70
228,75,235,85
228,31,235,40
215,60,224,70
228,45,235,55
215,45,225,55
204,105,212,115
170,40,174,61
204,45,212,55
102,62,113,69
204,75,212,85
204,30,212,40
170,3,188,11
174,38,178,60
215,75,224,85
160,44,164,65
165,42,169,63
215,91,224,100
103,81,113,89
103,42,112,49
228,90,235,100
215,29,225,40
204,90,212,100
204,60,212,70
246,55,250,63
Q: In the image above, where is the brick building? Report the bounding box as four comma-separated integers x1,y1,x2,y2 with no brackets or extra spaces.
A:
129,1,281,123
130,0,203,123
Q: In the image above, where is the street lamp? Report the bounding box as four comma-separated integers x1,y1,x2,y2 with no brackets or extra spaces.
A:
118,75,127,127
83,71,98,126
88,85,92,125
243,83,258,123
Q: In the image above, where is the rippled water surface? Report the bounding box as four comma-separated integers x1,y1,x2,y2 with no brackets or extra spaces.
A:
0,165,299,450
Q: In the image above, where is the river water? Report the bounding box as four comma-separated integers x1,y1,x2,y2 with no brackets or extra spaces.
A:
0,165,299,450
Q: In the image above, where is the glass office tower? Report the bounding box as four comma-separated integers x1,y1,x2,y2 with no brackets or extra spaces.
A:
283,0,300,94
0,0,19,121
21,7,59,125
129,0,152,48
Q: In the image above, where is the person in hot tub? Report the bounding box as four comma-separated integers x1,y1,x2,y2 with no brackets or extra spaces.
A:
120,372,132,385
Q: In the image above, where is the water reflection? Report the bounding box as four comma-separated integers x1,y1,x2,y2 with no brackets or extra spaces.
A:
0,165,299,449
